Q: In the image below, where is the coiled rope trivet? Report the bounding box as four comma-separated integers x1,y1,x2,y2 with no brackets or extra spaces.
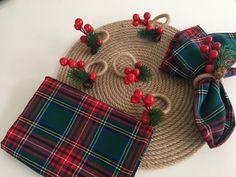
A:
57,20,205,169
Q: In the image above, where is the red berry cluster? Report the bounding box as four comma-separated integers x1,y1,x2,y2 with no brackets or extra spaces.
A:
200,36,222,73
123,61,143,85
132,12,164,33
74,18,103,46
59,57,97,81
131,89,155,124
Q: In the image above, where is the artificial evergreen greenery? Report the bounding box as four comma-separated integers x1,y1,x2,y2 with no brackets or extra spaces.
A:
149,108,162,126
138,29,161,42
68,68,89,83
136,65,152,82
214,47,235,69
87,32,100,54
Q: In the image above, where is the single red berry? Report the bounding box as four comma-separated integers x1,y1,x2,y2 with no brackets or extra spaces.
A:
146,23,153,31
212,42,222,50
141,110,150,124
132,20,139,27
124,67,133,74
133,68,140,76
133,14,140,21
97,38,103,46
84,24,93,33
135,61,143,68
134,89,143,98
156,26,164,34
209,50,219,60
127,73,136,82
205,64,214,73
77,60,85,68
144,12,151,20
74,18,83,30
59,57,68,66
143,94,155,107
200,45,210,53
204,36,213,44
89,72,97,81
75,18,83,26
68,59,77,68
124,77,131,85
80,35,87,44
131,96,140,104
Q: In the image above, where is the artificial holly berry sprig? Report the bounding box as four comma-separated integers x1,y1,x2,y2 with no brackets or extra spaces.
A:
131,89,162,126
199,36,234,79
74,18,103,55
132,12,164,42
59,57,97,88
123,61,152,85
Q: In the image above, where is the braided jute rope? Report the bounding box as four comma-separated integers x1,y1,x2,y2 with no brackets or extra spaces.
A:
57,20,205,169
85,60,108,76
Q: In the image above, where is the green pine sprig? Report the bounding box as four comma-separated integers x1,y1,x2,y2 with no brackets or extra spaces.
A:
138,29,161,42
87,32,101,54
136,65,152,82
68,68,89,83
214,46,235,70
149,108,162,126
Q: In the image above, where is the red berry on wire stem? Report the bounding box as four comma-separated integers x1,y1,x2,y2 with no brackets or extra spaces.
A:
127,73,136,82
132,20,139,27
209,50,219,60
77,60,85,68
124,77,131,85
131,96,140,104
144,12,151,20
80,35,87,44
146,23,153,31
212,42,222,50
133,14,140,21
134,89,143,98
205,64,214,73
84,24,93,33
200,45,210,53
89,72,97,81
59,57,68,66
133,68,140,76
204,36,213,44
141,110,150,124
156,26,164,34
135,61,143,68
143,94,155,107
98,38,103,46
68,59,77,68
124,67,133,74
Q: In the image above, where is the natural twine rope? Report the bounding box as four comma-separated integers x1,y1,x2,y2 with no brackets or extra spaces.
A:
57,20,205,169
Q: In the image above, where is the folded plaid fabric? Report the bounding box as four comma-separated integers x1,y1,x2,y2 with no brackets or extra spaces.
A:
161,26,236,148
1,77,154,177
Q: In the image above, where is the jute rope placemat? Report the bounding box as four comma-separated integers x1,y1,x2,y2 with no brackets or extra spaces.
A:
57,20,205,169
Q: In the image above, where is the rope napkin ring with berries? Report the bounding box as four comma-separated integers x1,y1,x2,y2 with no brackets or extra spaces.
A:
132,12,170,42
130,89,171,126
112,52,152,85
59,57,108,88
193,36,236,86
74,18,110,55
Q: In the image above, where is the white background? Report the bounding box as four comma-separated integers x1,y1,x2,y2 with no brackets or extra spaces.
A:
0,0,236,177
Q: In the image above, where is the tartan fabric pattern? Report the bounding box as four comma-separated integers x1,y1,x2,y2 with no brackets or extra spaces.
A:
161,26,236,148
1,77,154,177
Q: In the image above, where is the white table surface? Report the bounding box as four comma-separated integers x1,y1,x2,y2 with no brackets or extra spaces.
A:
0,0,236,176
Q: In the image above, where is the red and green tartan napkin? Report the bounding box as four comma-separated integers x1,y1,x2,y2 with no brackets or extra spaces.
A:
1,77,154,177
161,26,236,148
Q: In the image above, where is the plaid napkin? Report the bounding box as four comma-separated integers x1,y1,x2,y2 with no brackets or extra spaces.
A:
161,26,236,148
1,77,154,177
